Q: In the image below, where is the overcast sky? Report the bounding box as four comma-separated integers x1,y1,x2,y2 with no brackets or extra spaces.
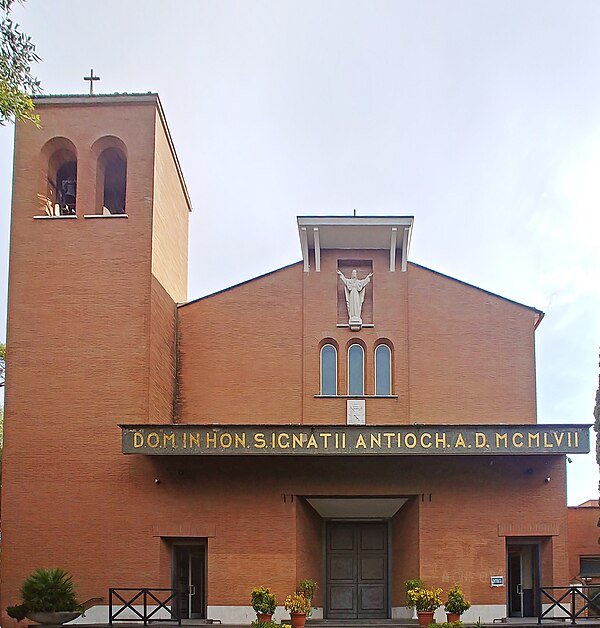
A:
0,0,598,505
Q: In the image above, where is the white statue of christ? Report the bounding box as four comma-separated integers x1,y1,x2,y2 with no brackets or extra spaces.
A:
337,268,372,329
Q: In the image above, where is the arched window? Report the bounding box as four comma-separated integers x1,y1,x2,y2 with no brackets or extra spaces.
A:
348,344,364,396
320,344,337,395
375,344,392,396
98,147,127,214
40,139,78,216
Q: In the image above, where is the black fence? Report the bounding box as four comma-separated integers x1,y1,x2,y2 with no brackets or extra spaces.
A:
539,585,600,624
109,588,181,625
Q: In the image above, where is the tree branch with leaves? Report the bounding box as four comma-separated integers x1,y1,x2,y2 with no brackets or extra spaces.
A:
1,0,40,125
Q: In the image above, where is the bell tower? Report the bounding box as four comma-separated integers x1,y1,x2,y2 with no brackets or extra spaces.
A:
1,94,191,608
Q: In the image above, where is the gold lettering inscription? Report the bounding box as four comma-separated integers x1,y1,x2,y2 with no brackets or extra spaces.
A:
383,433,395,448
405,433,417,449
454,433,466,448
126,426,585,455
475,432,487,448
370,433,382,448
496,433,508,448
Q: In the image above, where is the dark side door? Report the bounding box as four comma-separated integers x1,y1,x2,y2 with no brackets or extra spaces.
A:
326,521,389,619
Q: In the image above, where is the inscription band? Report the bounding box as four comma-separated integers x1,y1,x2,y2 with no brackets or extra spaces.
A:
121,424,590,456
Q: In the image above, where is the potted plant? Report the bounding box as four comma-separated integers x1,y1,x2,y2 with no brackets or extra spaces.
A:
284,591,311,628
407,585,443,627
250,621,291,628
444,584,471,622
7,568,82,625
405,578,424,617
298,579,318,616
251,586,277,622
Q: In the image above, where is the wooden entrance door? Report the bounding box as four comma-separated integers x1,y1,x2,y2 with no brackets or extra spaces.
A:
173,545,206,620
326,521,388,619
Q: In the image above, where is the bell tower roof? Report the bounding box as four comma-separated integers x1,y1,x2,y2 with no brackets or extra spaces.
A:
297,215,414,272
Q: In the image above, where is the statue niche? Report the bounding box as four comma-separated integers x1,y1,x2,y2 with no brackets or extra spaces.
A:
337,263,373,330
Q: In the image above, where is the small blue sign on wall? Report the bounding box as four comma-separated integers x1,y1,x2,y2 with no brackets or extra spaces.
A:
490,576,504,587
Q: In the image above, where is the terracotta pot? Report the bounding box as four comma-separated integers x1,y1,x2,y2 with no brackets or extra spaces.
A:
446,612,460,623
417,610,435,627
290,611,307,628
257,612,273,622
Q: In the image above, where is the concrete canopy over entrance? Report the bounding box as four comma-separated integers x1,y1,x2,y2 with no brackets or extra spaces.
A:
306,497,407,518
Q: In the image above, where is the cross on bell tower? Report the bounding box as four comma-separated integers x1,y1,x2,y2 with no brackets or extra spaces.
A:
83,68,100,95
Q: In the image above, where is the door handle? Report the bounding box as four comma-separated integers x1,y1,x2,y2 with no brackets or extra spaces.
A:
517,584,523,594
188,585,196,596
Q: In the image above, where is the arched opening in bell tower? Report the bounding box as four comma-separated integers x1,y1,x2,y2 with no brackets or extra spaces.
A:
92,136,128,215
39,137,78,216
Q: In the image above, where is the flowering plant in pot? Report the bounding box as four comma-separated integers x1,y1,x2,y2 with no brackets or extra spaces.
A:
407,585,443,627
298,579,318,617
284,591,311,628
7,568,82,625
444,584,471,622
251,586,277,622
404,578,424,619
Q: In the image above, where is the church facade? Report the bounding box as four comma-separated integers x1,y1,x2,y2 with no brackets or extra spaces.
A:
0,94,592,625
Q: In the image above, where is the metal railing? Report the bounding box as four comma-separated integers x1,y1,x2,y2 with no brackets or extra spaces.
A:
109,588,181,625
539,585,600,624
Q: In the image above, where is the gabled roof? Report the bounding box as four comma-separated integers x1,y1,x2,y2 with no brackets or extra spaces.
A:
411,261,545,328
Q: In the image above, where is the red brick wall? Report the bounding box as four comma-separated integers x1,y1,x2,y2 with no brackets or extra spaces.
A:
407,264,538,424
178,251,538,426
568,506,600,580
1,97,187,618
392,496,420,606
177,264,304,423
133,454,564,607
295,499,323,607
149,275,178,423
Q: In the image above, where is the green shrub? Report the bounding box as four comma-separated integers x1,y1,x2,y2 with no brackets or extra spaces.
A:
298,579,318,603
445,584,471,615
250,586,277,614
6,604,27,622
429,621,464,628
20,568,78,612
405,578,425,608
